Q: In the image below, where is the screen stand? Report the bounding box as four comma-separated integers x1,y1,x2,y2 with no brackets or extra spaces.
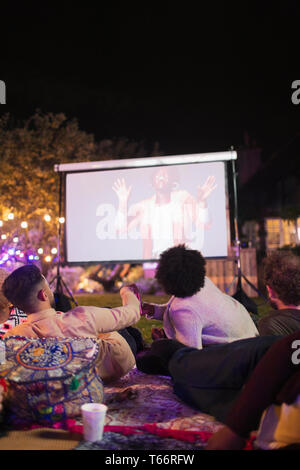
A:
226,154,268,314
49,172,78,307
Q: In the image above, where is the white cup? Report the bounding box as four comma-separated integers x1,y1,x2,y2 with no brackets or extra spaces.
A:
81,403,108,442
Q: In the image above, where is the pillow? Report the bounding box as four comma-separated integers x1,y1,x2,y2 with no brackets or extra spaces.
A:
0,336,104,427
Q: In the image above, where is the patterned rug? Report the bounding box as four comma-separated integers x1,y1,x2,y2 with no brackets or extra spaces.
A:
103,367,222,433
0,367,224,450
74,367,223,450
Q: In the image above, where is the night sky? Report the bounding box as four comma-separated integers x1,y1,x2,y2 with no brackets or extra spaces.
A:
1,2,299,157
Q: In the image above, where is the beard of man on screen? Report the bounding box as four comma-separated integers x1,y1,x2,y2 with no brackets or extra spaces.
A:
113,166,217,259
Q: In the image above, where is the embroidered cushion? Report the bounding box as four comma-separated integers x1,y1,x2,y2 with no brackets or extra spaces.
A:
0,336,104,427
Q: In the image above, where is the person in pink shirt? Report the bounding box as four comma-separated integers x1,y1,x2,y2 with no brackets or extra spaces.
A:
2,264,141,383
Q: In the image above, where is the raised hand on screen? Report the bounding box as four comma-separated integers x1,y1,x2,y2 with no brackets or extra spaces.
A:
112,178,132,203
197,175,217,202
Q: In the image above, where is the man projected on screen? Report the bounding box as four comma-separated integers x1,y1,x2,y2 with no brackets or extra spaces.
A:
113,167,217,259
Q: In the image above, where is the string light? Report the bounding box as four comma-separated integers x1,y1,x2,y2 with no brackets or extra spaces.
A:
0,213,63,267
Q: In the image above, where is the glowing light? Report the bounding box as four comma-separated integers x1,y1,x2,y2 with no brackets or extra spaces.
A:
1,234,7,240
21,221,28,229
34,256,39,260
45,255,52,263
16,250,21,255
59,217,65,224
7,213,14,220
13,237,19,243
51,247,58,254
37,248,43,254
2,254,8,261
0,221,3,227
28,255,34,260
8,249,14,255
19,253,24,258
44,215,51,222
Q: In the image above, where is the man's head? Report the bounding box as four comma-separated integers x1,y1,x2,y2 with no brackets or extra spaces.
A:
2,264,55,313
0,268,11,322
155,244,206,298
263,250,300,308
151,167,179,192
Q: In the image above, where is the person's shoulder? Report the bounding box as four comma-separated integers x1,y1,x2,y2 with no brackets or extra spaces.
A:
260,309,298,321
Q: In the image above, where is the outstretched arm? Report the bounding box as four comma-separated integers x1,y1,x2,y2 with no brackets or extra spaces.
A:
113,178,143,234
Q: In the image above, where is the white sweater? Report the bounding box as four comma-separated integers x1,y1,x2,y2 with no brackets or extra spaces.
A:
149,277,258,349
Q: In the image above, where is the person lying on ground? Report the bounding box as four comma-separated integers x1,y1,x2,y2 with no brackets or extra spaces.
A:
2,264,141,383
258,250,300,336
141,244,258,348
136,334,280,423
206,330,300,450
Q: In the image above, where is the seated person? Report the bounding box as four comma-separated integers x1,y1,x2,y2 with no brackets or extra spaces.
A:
0,268,11,326
0,268,27,339
258,250,300,336
136,335,280,423
2,265,141,383
141,244,258,348
206,331,300,450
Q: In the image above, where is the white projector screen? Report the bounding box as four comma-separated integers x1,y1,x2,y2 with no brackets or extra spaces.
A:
64,155,232,263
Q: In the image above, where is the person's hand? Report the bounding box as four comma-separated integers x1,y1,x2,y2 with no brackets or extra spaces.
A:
141,302,155,317
197,176,217,202
205,426,246,450
112,178,132,203
151,327,167,341
126,283,140,298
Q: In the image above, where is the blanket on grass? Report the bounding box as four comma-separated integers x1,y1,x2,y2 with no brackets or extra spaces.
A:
0,368,255,450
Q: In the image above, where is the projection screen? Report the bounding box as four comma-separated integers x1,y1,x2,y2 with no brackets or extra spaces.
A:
55,151,236,263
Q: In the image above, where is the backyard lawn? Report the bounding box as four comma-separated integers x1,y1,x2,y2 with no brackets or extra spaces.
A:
72,293,270,343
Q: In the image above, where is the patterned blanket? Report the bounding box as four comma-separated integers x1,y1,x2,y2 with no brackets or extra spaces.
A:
103,367,222,432
74,367,223,450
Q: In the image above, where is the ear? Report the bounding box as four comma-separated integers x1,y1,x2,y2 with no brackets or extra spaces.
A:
37,289,47,302
266,284,278,300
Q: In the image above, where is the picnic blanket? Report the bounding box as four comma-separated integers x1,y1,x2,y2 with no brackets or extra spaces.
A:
75,367,224,450
0,367,225,450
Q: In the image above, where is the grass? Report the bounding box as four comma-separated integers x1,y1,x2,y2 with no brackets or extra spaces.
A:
72,293,271,344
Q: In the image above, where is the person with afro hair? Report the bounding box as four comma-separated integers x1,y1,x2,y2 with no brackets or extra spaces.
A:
141,244,258,349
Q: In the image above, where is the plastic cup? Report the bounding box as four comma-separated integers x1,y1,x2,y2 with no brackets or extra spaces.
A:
81,403,107,442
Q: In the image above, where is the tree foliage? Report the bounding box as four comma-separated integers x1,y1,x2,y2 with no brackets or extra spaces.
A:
0,111,160,272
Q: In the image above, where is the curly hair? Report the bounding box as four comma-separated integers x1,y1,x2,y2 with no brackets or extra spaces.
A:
155,244,206,298
2,264,44,311
263,250,300,306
